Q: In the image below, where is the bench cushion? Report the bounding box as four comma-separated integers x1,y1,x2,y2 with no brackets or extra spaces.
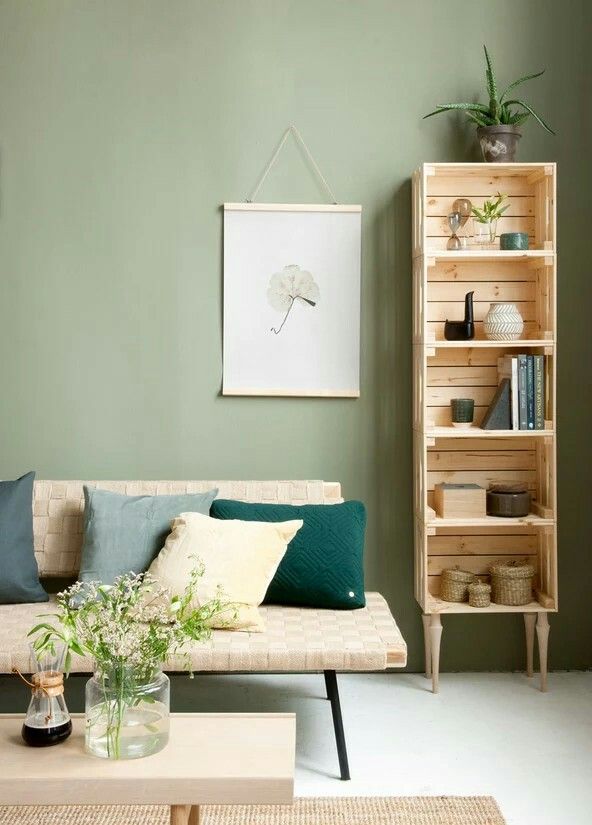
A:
0,592,406,674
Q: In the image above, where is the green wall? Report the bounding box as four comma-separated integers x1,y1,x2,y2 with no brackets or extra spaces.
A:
0,0,590,671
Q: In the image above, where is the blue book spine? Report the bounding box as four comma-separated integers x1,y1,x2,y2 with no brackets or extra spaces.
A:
518,355,528,430
526,356,535,429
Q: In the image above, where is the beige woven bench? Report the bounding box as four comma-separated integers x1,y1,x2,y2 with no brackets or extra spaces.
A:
0,480,407,780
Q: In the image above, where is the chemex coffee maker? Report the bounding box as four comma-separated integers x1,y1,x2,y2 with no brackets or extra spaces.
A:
13,643,72,747
444,291,475,341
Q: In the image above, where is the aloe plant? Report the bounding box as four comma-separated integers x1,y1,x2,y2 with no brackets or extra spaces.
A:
424,45,555,134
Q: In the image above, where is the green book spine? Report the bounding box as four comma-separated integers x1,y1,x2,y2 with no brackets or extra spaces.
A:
526,355,535,429
534,355,545,429
518,355,528,430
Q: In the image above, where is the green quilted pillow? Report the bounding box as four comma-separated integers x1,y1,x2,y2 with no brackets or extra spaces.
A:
210,499,366,609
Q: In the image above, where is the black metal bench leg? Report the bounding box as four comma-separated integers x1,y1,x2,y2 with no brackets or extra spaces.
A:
323,670,350,781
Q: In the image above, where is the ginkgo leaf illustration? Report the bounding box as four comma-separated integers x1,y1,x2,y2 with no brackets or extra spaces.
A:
267,265,320,335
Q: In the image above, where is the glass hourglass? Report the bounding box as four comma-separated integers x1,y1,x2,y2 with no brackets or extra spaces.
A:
453,198,472,246
19,643,72,746
447,211,462,250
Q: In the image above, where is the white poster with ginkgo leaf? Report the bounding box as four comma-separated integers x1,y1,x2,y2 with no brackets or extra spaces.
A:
222,203,361,397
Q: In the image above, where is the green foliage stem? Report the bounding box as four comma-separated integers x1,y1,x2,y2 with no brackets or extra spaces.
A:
471,192,509,223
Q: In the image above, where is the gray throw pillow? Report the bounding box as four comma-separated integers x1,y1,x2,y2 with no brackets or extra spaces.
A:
0,471,48,604
79,486,218,585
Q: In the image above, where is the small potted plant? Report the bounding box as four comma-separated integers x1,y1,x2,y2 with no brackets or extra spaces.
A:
423,46,554,161
471,192,509,246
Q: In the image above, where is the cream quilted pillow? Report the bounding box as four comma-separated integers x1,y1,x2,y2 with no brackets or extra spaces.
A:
148,512,303,632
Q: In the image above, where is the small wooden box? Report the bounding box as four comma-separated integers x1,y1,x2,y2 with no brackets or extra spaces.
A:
434,483,486,518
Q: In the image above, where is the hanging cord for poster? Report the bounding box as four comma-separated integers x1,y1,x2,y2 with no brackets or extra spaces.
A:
246,125,338,204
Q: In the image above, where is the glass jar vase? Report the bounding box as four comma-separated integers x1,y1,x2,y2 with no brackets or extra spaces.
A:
473,217,498,247
85,665,170,760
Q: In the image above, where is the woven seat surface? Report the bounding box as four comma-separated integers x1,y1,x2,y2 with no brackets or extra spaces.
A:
0,592,406,673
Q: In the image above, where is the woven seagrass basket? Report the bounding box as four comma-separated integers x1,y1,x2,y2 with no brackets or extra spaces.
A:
490,560,534,605
440,567,475,603
468,579,492,608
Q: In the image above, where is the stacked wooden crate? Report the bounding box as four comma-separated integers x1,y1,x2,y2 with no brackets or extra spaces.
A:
412,163,557,693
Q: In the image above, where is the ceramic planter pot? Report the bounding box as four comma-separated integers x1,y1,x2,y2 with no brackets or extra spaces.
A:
477,125,521,162
483,302,524,341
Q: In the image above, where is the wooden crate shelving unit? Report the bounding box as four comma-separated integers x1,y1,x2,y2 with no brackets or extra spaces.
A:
412,163,557,693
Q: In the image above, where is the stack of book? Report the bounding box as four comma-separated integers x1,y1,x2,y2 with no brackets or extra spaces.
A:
497,354,546,430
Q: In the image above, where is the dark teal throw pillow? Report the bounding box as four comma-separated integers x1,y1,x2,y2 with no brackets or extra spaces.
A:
80,486,218,585
0,471,48,604
210,499,366,609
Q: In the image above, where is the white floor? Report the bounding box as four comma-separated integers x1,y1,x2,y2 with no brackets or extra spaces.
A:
179,671,592,825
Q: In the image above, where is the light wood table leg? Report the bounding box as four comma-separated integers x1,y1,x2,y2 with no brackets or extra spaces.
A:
536,612,550,692
188,806,200,825
524,613,536,677
429,614,443,694
171,805,190,825
422,613,432,679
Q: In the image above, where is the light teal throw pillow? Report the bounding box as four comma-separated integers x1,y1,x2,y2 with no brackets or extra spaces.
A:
79,486,218,585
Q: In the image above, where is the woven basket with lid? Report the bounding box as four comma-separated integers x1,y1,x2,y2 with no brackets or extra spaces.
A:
440,567,475,603
490,560,534,605
468,580,492,608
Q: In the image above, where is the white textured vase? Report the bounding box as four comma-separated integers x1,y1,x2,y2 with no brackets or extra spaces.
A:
483,302,524,341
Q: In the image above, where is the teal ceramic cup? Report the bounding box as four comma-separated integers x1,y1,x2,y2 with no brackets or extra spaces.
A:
451,398,475,425
500,232,529,250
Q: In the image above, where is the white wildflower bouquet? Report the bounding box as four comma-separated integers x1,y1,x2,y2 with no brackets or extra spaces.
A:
29,563,233,759
30,562,229,679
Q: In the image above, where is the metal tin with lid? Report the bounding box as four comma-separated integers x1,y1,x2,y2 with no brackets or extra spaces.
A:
487,483,530,518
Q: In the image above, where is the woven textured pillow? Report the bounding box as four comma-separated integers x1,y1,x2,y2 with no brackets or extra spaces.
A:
210,499,366,609
0,471,48,604
148,512,303,631
79,486,218,585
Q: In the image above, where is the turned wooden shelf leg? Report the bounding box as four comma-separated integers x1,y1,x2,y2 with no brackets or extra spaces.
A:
536,613,550,692
429,614,443,693
422,614,432,679
171,805,190,825
524,613,536,677
188,806,200,825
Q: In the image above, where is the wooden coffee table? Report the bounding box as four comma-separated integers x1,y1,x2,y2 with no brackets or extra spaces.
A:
0,713,295,825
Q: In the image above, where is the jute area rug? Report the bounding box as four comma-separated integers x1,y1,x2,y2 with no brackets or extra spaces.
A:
0,797,505,824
